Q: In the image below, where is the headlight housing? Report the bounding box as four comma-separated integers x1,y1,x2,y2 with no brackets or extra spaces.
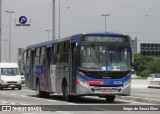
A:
123,79,131,87
77,76,89,86
0,80,7,84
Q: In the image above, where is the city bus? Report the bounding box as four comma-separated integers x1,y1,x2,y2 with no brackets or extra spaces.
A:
23,32,132,102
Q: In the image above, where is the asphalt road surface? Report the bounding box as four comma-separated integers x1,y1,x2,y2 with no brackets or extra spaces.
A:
0,88,159,114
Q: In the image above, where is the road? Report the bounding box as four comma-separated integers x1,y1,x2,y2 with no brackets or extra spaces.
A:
0,88,160,114
131,79,160,100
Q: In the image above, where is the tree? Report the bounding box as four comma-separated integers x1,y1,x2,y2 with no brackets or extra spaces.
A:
148,58,160,73
132,53,155,76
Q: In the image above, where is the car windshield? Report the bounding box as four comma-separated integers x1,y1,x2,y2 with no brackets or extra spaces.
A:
1,68,20,76
80,45,131,71
154,74,160,78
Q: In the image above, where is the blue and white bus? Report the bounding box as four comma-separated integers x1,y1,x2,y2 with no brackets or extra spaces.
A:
24,32,132,102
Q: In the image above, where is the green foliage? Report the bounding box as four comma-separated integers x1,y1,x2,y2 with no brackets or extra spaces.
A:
133,53,160,77
139,70,150,77
148,58,160,73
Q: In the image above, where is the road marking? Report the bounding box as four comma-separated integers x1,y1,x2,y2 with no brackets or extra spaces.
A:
19,95,27,97
46,99,59,102
1,101,8,103
57,111,73,114
11,94,16,96
22,104,30,105
10,102,16,105
65,102,77,105
95,107,110,111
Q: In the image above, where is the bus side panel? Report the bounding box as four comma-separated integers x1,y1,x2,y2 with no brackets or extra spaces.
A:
50,65,57,92
32,66,37,90
39,65,46,91
46,65,53,92
55,65,63,93
25,66,31,89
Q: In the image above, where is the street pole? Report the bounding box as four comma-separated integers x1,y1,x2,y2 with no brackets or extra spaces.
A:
45,30,52,41
52,0,55,39
0,0,2,62
59,0,60,38
101,14,109,32
6,11,15,62
2,39,8,62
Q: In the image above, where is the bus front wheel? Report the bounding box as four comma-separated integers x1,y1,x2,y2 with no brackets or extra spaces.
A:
105,96,115,102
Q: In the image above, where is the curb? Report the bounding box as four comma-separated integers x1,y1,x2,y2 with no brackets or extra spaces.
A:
116,96,160,104
22,84,28,89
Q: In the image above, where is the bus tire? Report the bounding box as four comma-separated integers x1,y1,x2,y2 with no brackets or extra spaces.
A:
105,96,115,102
43,92,50,98
63,85,71,102
36,80,44,98
0,85,3,90
18,87,22,90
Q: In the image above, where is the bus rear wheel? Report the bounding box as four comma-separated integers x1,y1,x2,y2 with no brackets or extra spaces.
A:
36,80,49,98
36,80,44,98
63,85,72,102
105,96,115,102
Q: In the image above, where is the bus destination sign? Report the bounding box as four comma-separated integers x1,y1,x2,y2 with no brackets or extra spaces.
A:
85,36,125,42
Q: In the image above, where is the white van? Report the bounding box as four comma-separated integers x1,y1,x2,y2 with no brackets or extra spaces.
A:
0,63,22,90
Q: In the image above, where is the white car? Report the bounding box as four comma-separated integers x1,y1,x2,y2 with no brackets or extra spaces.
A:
147,73,160,88
0,63,22,90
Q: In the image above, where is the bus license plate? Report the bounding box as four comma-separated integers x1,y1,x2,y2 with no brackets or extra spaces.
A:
102,88,111,92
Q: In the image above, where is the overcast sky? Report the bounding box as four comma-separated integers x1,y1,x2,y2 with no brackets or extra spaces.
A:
1,0,160,62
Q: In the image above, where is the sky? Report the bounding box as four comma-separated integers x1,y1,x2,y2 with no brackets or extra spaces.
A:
1,0,160,62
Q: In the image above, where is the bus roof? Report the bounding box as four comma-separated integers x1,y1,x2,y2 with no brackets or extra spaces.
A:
27,32,127,49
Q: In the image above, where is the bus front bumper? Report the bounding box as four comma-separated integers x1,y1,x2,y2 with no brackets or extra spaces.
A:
76,80,131,96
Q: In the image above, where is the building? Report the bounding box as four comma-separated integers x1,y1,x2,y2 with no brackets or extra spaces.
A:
131,37,137,54
140,43,160,57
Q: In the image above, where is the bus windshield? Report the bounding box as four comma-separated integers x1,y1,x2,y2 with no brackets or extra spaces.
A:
80,45,130,71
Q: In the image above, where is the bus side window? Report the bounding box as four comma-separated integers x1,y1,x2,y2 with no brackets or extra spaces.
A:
52,44,57,64
58,42,64,63
34,48,40,65
40,47,46,65
26,50,31,66
63,41,70,63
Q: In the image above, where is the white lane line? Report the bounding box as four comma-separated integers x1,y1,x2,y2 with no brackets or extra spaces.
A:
19,95,27,97
57,111,73,114
66,102,77,105
46,99,59,102
1,101,8,103
11,94,16,96
10,102,16,105
95,107,109,111
22,104,30,105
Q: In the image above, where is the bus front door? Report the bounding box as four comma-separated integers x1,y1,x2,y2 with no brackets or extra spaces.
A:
45,47,52,92
70,43,77,93
30,50,35,89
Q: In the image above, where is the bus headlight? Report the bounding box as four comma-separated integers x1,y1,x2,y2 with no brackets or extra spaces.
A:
123,79,131,87
77,76,89,86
